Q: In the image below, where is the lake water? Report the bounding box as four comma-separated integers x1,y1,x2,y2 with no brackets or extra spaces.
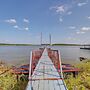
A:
0,46,90,65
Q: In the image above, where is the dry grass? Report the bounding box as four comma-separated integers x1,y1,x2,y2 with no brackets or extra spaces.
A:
65,60,90,90
0,65,28,90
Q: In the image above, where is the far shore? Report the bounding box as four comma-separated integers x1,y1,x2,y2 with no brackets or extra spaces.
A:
0,43,83,46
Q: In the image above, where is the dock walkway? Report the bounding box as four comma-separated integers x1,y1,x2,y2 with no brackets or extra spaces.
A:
26,48,67,90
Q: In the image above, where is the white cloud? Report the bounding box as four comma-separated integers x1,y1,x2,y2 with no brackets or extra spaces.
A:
87,16,90,19
50,5,69,14
76,31,85,34
81,27,90,31
13,25,22,30
13,25,19,29
76,26,90,34
59,18,63,22
5,19,16,24
67,11,72,15
56,5,65,13
50,4,73,22
13,26,29,31
69,26,76,29
23,19,29,23
24,27,29,31
77,2,87,7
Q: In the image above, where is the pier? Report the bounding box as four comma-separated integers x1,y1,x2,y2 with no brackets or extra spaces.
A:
11,47,80,90
26,48,67,90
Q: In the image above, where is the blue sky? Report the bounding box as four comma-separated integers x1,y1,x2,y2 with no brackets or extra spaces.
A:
0,0,90,44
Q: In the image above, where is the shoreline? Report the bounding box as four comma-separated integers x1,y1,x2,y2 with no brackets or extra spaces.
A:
0,43,82,46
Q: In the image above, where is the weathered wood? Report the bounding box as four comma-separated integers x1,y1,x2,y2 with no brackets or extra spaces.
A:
26,48,67,90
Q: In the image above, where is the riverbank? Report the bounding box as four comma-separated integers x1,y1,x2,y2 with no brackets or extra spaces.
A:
0,60,90,90
65,60,90,90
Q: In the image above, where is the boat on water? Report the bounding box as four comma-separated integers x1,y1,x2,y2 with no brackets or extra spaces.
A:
80,47,90,50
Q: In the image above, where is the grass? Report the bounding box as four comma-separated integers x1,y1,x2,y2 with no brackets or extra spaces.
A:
0,64,28,90
0,73,28,90
65,60,90,90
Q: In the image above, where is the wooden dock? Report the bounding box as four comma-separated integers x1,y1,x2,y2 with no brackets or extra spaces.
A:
26,48,67,90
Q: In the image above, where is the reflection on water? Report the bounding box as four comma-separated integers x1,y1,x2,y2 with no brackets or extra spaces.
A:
0,46,90,65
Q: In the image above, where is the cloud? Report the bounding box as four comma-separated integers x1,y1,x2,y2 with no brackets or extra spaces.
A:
77,2,87,7
81,27,90,31
87,16,90,19
13,25,19,29
50,4,73,22
50,5,69,14
56,5,65,13
67,11,72,15
24,27,29,31
76,31,85,34
23,19,29,23
76,27,90,34
59,17,63,22
13,25,22,30
5,19,16,24
69,26,76,29
2,18,30,31
50,0,88,23
13,26,29,31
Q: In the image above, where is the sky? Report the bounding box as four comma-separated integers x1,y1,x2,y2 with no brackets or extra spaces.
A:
0,0,90,44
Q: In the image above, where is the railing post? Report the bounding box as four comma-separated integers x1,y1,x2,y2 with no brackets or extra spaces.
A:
59,51,68,90
29,51,32,89
58,51,63,79
29,51,32,80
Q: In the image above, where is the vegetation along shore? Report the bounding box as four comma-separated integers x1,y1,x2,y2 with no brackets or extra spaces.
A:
0,61,28,90
0,60,90,90
0,43,83,46
65,60,90,90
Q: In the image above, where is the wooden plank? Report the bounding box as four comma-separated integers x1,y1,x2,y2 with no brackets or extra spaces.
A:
32,80,40,90
43,80,49,90
49,80,55,90
58,80,67,90
53,80,61,90
26,81,32,90
38,80,44,90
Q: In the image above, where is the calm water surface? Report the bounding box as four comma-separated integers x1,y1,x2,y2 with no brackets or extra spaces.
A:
0,46,90,65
